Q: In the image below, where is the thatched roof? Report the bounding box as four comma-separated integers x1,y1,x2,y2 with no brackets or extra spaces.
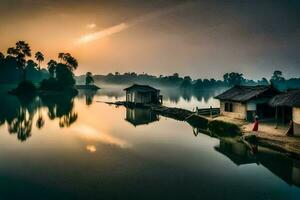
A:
269,90,300,107
215,85,278,102
124,84,159,93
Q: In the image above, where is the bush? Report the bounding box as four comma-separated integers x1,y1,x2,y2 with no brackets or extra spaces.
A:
40,78,61,91
10,81,36,95
208,120,241,137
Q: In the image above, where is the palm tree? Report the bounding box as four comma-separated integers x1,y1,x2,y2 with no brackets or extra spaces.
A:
7,47,18,56
7,41,32,81
16,41,31,58
66,56,78,71
59,53,78,71
58,52,65,62
35,51,44,70
26,59,38,70
47,60,57,77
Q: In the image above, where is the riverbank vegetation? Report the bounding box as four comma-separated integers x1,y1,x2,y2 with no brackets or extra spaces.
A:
0,41,79,96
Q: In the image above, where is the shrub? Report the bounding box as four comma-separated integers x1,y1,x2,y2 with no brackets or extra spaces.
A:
11,81,36,95
40,77,61,91
208,120,241,137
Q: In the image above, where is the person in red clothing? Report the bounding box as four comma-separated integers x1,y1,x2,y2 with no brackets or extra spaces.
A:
252,115,259,131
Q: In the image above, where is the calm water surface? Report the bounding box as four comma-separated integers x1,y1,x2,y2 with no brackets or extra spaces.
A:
0,85,300,200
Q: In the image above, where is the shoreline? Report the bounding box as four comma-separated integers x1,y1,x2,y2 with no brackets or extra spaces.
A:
105,101,300,159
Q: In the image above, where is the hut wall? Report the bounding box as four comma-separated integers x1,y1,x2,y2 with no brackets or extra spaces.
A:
247,103,256,111
293,107,300,136
126,92,134,102
220,101,247,119
133,92,151,104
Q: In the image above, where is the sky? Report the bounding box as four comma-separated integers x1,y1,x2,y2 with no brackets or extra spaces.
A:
0,0,299,79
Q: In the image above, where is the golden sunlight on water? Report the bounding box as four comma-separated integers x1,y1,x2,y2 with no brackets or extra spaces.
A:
71,124,131,148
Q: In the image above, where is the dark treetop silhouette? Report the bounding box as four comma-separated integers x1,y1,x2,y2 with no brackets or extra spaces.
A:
0,40,79,96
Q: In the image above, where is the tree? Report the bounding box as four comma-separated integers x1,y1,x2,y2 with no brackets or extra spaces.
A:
58,52,64,62
85,72,94,85
223,72,244,86
58,53,78,71
193,79,203,89
7,47,18,56
258,77,269,85
55,63,75,87
173,73,179,78
65,56,78,71
26,60,38,70
180,76,192,88
271,70,285,82
35,51,44,70
47,60,57,77
6,41,32,81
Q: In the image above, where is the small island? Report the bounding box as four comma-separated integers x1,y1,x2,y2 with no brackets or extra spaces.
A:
75,72,100,91
2,40,97,98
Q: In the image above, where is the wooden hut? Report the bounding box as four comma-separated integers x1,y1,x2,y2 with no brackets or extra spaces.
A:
215,85,280,121
269,90,300,136
124,84,162,104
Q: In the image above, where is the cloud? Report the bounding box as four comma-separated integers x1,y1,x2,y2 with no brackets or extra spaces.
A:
86,23,97,29
75,1,193,44
77,23,128,44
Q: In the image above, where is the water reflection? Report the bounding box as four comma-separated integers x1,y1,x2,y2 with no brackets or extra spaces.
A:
78,89,97,106
215,139,300,188
125,107,159,127
162,88,225,105
1,85,300,199
0,93,78,141
92,85,225,110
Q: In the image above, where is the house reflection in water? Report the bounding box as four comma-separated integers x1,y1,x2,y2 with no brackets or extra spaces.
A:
125,108,159,127
215,139,300,188
214,139,257,165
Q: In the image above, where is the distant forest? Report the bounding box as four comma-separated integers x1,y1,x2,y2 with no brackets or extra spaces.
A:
77,71,300,91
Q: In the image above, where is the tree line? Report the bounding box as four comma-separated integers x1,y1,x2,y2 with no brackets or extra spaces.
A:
78,71,300,91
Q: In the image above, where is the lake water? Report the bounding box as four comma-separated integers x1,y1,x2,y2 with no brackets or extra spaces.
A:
0,85,300,200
